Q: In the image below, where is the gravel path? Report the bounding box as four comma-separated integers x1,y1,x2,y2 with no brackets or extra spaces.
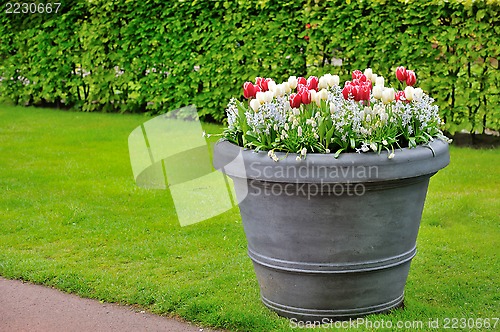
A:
0,277,220,332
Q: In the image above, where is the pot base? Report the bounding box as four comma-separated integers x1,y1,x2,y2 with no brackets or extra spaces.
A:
262,292,404,322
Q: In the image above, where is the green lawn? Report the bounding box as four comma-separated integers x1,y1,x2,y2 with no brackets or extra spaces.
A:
0,104,498,331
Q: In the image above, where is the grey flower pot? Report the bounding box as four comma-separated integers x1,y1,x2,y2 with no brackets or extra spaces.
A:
213,140,449,322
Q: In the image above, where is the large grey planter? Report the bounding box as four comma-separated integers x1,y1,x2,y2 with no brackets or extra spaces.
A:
213,139,449,322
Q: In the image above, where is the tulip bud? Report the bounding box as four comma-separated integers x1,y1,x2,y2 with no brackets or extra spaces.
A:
243,82,256,99
382,88,395,104
318,76,328,90
267,80,277,92
372,85,383,99
283,81,292,94
307,76,319,91
395,90,406,102
300,89,312,104
406,70,416,86
370,74,378,84
375,76,384,87
342,83,354,100
404,86,414,101
318,88,328,101
359,84,371,101
310,89,318,105
289,93,301,109
413,88,423,100
264,90,274,103
275,84,285,97
255,77,263,88
331,75,340,86
297,76,307,86
353,85,361,101
288,76,298,89
364,68,373,81
255,77,272,91
256,91,266,104
395,66,407,82
250,99,260,112
352,70,363,80
330,103,336,114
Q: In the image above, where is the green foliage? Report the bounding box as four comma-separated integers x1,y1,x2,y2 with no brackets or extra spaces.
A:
0,0,498,132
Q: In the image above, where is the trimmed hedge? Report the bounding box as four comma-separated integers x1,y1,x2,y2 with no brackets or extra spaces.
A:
0,0,498,132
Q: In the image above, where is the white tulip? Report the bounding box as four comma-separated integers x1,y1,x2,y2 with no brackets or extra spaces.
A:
310,90,318,105
267,80,276,92
376,76,385,87
381,88,395,104
318,76,328,90
413,88,423,100
256,91,266,104
364,68,373,81
275,84,285,97
288,76,298,89
330,103,336,114
318,88,328,101
331,75,340,86
404,86,414,101
370,73,378,84
372,85,383,99
264,90,274,103
250,99,260,112
283,82,291,94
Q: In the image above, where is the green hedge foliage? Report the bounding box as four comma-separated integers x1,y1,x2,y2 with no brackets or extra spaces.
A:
1,0,498,132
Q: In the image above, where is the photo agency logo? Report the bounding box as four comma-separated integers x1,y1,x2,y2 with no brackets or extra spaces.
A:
245,161,376,199
128,105,246,227
128,106,375,226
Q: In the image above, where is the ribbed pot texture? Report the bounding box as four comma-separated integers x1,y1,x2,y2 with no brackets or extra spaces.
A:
214,139,449,322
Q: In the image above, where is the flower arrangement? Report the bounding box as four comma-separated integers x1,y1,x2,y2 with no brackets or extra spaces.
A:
222,67,449,160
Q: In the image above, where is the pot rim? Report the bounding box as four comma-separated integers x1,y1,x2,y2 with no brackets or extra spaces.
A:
213,139,450,183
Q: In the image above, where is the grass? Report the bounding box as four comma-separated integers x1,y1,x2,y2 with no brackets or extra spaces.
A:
0,104,498,331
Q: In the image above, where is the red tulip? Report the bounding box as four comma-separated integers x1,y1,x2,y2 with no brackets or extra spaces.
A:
306,76,319,91
289,93,302,108
353,86,362,101
243,82,256,99
255,77,271,92
406,70,416,86
297,82,307,89
358,84,371,101
395,90,406,102
297,77,307,86
352,70,363,80
342,83,355,100
396,66,407,82
300,88,312,104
